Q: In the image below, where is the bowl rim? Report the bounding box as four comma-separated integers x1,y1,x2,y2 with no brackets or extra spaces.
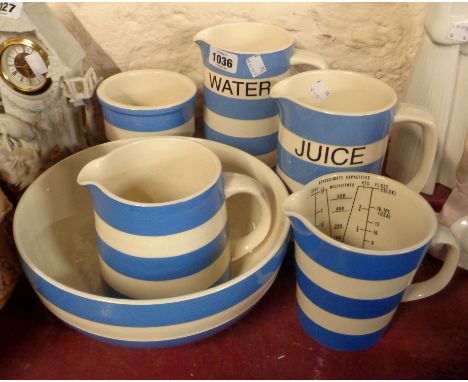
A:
96,69,197,112
14,138,290,305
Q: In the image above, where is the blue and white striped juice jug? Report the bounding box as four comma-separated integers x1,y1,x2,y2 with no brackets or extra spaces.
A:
270,70,438,192
194,22,328,167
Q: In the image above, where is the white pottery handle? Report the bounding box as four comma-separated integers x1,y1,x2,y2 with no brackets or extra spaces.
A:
450,216,468,270
402,225,460,302
223,172,272,261
290,48,329,70
391,102,438,193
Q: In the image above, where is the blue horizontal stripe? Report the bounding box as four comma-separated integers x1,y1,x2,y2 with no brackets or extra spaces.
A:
276,98,395,146
277,143,384,186
102,265,231,298
20,237,288,327
204,87,277,120
99,93,196,117
71,308,251,348
100,94,196,132
291,217,427,280
197,40,293,79
297,305,388,351
97,227,228,281
296,266,403,319
204,124,278,156
86,176,224,236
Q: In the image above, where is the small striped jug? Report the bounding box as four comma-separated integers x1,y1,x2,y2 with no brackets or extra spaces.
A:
77,137,271,299
194,22,328,168
283,172,460,351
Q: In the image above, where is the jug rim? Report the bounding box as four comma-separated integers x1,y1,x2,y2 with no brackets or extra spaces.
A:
77,137,223,208
283,172,438,256
271,70,398,117
194,22,295,54
97,69,197,112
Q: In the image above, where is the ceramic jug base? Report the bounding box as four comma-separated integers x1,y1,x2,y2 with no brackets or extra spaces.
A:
297,306,388,351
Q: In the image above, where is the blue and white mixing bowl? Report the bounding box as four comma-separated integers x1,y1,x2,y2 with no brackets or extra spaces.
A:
13,138,290,348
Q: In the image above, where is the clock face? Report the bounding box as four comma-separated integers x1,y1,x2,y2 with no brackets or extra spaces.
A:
0,37,51,95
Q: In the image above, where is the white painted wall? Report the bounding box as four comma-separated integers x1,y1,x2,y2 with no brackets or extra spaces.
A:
48,2,427,97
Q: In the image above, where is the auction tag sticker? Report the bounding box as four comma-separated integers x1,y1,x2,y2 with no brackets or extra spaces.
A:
246,54,267,78
25,52,48,77
209,46,238,74
310,80,331,103
448,21,468,42
0,2,22,19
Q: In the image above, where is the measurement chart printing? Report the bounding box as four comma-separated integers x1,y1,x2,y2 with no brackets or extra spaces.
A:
309,175,395,250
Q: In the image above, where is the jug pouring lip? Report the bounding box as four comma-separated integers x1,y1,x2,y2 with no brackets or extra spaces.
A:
270,70,398,117
193,22,295,54
76,137,223,208
282,186,314,227
283,172,438,256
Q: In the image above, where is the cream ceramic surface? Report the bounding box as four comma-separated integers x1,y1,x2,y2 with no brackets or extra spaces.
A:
278,126,389,168
194,22,296,53
256,151,277,169
295,245,416,300
204,108,279,138
104,117,195,141
424,3,468,47
98,248,231,300
271,70,397,115
202,68,290,100
296,287,396,336
97,69,197,141
275,167,303,192
271,70,438,193
283,172,455,261
438,49,468,189
285,171,460,351
97,69,196,110
93,207,227,258
202,108,280,168
385,9,464,194
13,138,290,347
77,137,272,299
38,275,276,342
78,138,221,202
399,35,458,192
450,216,468,270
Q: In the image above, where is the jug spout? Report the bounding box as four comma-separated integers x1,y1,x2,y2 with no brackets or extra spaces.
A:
77,158,104,188
193,29,210,47
270,72,303,102
270,78,298,114
269,80,288,101
270,70,330,110
282,192,314,236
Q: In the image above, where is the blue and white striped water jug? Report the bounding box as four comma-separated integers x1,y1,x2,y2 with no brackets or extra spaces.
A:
194,22,328,167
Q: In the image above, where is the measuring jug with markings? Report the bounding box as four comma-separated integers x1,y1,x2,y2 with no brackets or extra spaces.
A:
283,172,460,351
193,22,328,167
271,70,438,192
